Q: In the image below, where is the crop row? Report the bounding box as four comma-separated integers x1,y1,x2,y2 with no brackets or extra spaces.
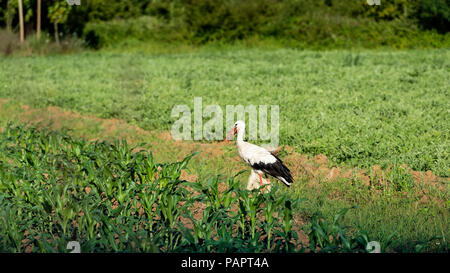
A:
0,123,379,252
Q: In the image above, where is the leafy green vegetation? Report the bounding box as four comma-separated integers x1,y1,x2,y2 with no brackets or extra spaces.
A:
80,0,450,49
0,0,448,252
0,102,448,253
0,123,387,253
83,16,168,49
0,48,448,176
1,0,449,51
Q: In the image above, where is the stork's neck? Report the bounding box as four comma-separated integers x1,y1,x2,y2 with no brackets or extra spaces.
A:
236,128,244,144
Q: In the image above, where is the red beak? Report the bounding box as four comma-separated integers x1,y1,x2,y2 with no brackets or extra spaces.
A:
225,127,237,142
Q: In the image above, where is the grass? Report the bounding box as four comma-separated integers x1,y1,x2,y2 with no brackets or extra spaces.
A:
296,174,448,253
0,46,448,252
0,102,448,253
0,48,448,176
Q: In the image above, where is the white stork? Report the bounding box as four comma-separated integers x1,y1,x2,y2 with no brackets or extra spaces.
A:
227,120,294,189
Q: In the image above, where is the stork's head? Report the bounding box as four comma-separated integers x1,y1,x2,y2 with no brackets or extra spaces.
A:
225,120,245,142
234,120,245,133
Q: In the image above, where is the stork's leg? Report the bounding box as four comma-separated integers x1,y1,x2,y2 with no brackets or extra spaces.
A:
258,173,265,193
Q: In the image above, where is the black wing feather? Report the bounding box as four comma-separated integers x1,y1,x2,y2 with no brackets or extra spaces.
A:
251,154,294,186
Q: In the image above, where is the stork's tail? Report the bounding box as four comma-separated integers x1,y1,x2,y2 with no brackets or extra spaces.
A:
277,162,294,187
270,153,294,187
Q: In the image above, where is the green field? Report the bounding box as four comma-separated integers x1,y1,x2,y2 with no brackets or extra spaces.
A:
1,48,448,176
0,120,447,253
0,47,449,253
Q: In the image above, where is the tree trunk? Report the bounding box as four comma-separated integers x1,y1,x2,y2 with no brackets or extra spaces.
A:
6,0,14,32
18,0,24,42
37,0,41,39
54,22,60,45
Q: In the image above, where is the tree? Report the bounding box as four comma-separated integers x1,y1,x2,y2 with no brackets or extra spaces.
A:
48,0,71,45
5,0,33,34
5,0,16,32
18,0,24,42
37,0,41,39
416,0,450,33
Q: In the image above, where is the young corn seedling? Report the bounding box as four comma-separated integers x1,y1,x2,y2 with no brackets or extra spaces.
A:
238,188,265,247
261,186,286,251
308,207,364,253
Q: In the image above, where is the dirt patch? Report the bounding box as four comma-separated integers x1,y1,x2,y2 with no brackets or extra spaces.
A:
424,170,438,183
313,154,328,165
180,170,198,182
326,167,342,182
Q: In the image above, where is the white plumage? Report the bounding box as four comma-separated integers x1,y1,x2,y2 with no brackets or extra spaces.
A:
237,141,277,166
228,120,294,189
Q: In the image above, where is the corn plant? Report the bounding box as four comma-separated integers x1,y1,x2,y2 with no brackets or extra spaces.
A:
0,123,376,253
306,207,392,253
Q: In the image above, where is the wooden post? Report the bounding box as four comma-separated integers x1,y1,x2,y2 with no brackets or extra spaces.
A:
18,0,24,43
37,0,41,39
